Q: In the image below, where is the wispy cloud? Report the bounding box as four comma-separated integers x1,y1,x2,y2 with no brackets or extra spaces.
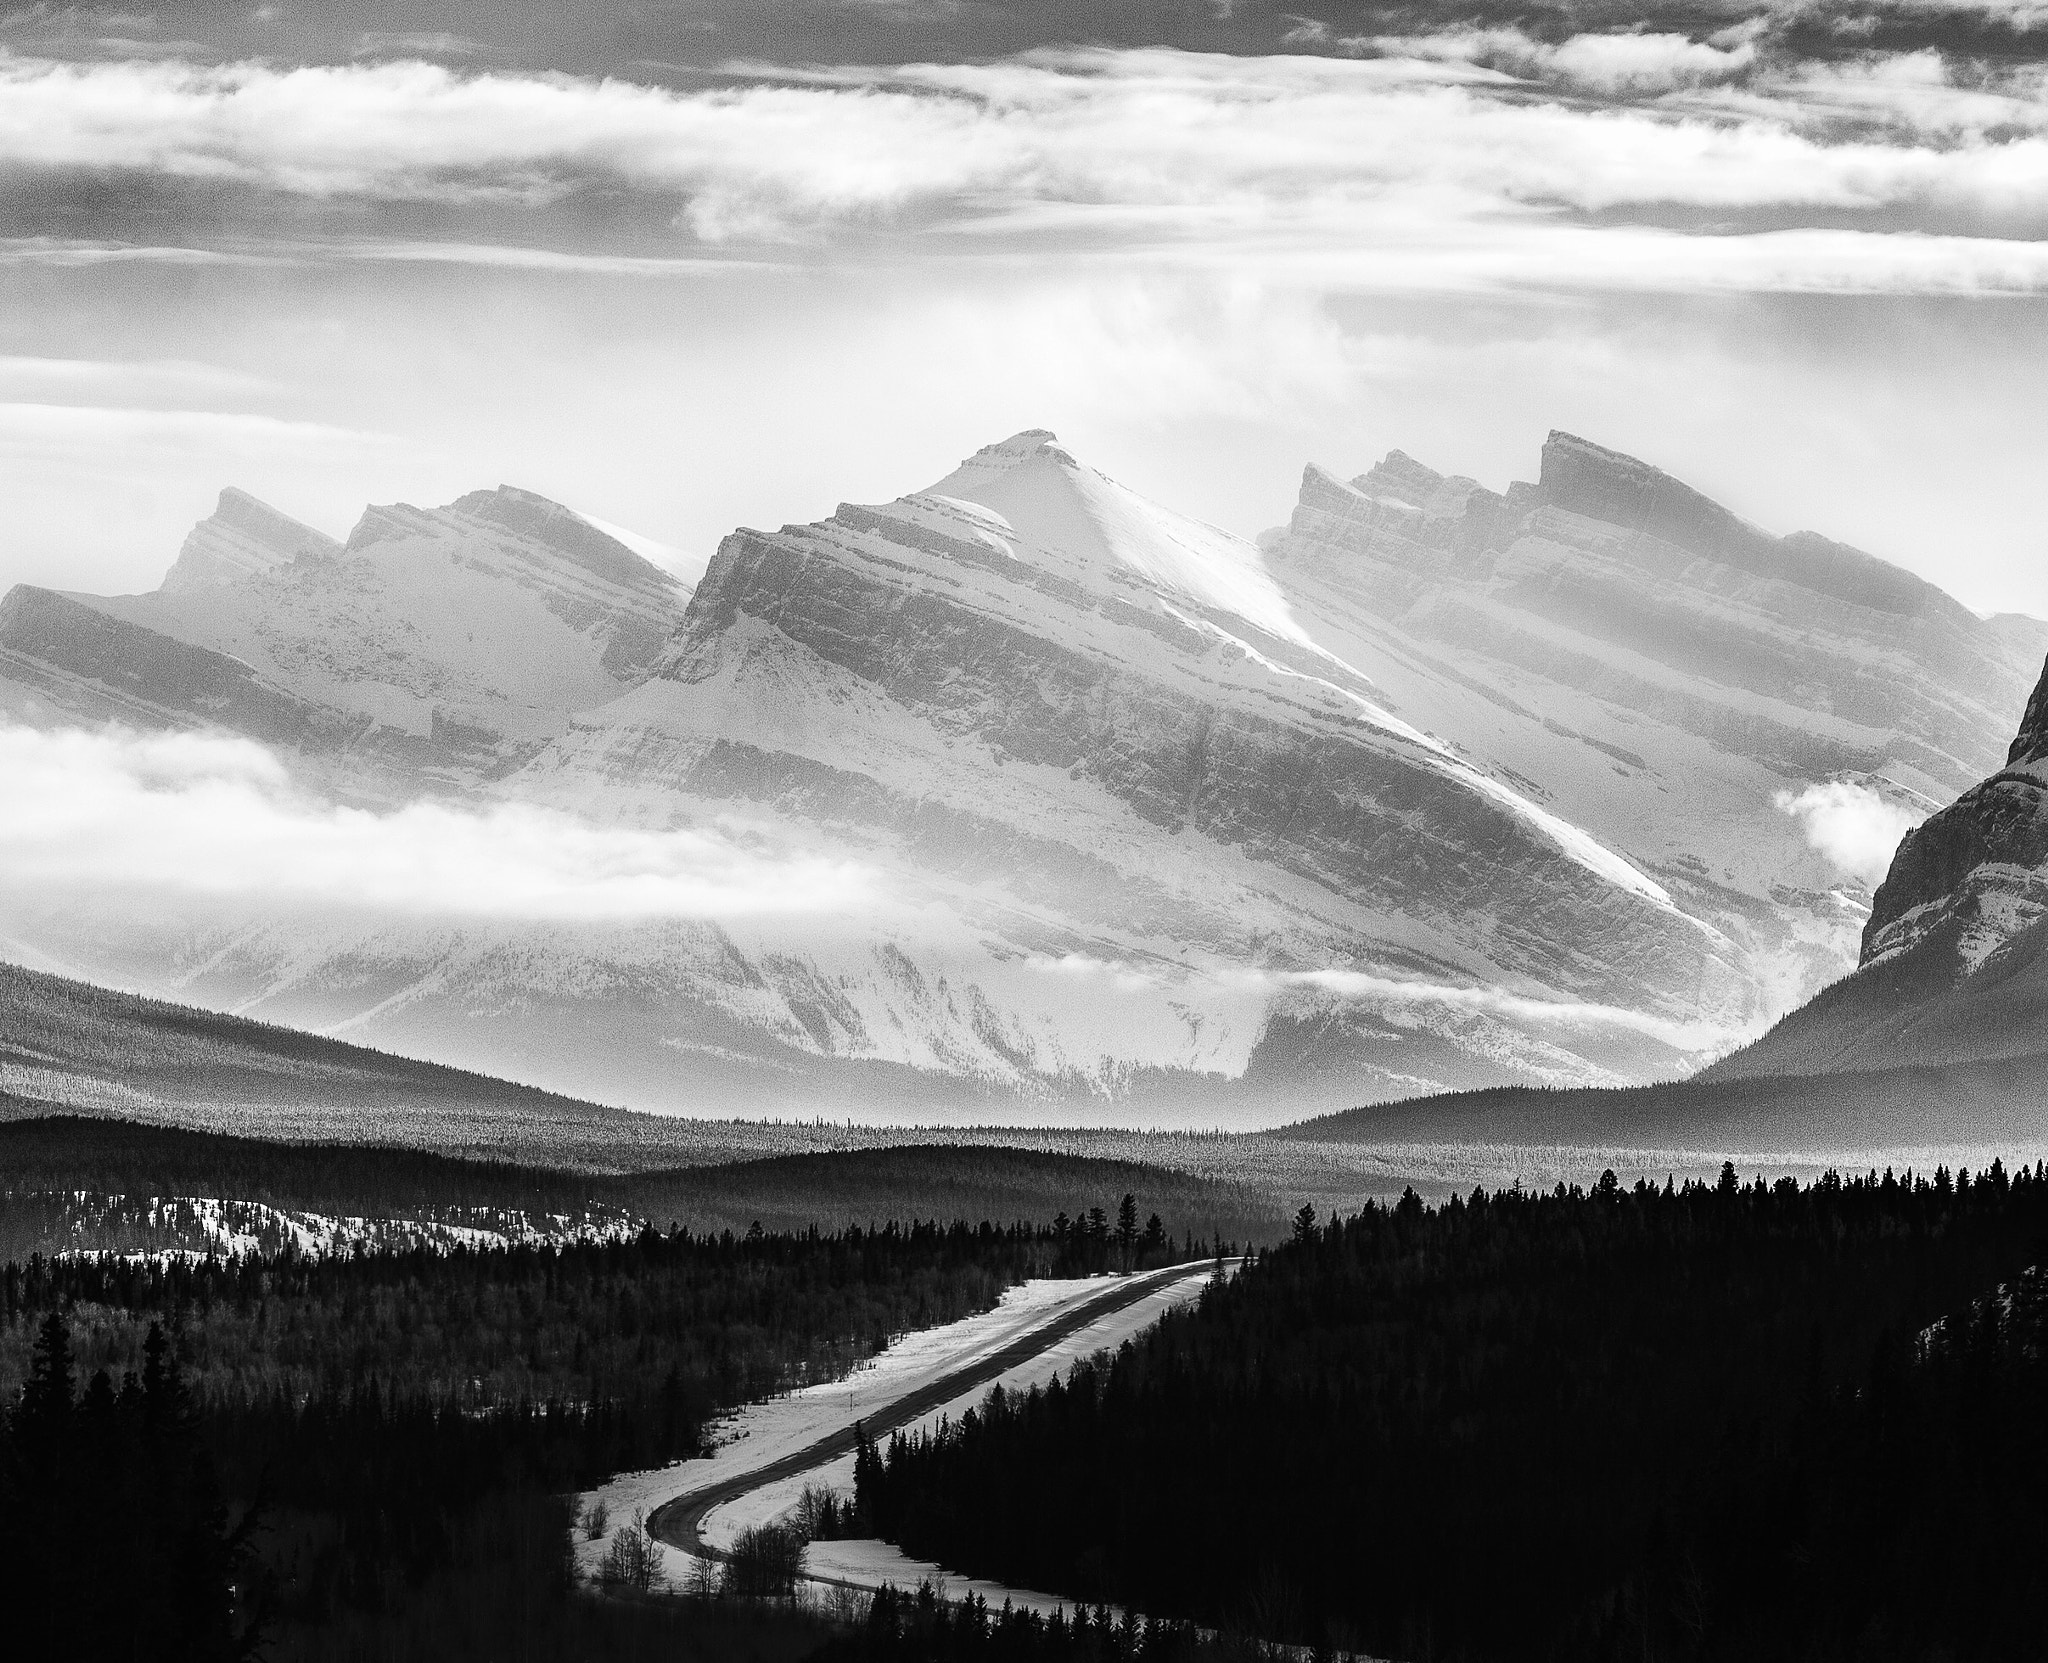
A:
0,235,275,266
1276,968,1732,1051
1026,951,1733,1050
0,725,880,921
353,31,481,60
0,400,394,458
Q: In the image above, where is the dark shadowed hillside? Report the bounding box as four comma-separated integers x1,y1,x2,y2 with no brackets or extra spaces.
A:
0,1115,1287,1257
0,958,670,1158
1277,1051,2048,1154
615,1144,1281,1242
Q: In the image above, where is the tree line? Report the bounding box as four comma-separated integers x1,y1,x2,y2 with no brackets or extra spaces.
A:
814,1580,1289,1663
856,1162,2048,1662
1,1202,1208,1661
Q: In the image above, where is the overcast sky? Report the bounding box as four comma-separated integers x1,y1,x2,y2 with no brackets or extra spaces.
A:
4,1,2046,615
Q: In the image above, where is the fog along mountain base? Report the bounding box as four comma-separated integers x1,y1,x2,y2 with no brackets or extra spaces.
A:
1299,648,2048,1157
1,430,2039,1127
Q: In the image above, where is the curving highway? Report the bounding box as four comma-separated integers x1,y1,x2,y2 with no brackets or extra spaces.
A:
649,1260,1220,1573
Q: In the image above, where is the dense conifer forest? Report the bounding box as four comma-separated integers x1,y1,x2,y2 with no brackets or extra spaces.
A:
0,1208,1204,1661
0,1113,1284,1252
855,1164,2048,1663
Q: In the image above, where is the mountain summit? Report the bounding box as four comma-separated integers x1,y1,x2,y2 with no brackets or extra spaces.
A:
161,488,341,594
0,431,2038,1125
0,483,692,789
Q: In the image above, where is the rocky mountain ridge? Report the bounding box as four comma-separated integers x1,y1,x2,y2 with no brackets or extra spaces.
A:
1260,430,2046,1022
0,483,691,793
1,430,2038,1125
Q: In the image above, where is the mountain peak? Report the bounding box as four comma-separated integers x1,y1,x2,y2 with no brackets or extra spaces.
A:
445,485,673,591
159,488,340,595
1352,448,1447,508
1538,430,1696,521
1536,431,1955,621
336,486,678,599
921,429,1072,500
906,429,1307,646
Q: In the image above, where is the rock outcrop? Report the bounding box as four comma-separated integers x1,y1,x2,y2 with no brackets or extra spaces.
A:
0,584,336,745
160,488,340,594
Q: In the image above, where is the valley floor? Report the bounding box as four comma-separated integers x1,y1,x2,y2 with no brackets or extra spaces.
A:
577,1266,1218,1614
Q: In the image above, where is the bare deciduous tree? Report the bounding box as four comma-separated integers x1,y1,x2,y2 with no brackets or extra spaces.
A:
723,1521,805,1599
599,1507,662,1594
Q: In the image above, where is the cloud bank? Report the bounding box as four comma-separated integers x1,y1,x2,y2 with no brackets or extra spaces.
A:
1,43,2046,294
0,724,878,921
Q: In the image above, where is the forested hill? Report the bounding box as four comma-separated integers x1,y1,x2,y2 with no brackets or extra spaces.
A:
0,958,681,1161
1,1214,1218,1661
0,1115,1287,1255
856,1163,2048,1662
1274,1049,2048,1152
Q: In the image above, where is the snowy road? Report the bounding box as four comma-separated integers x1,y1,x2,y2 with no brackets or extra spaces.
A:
577,1261,1223,1613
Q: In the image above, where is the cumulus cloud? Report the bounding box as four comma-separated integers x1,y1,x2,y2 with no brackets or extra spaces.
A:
1774,779,1925,886
0,725,879,920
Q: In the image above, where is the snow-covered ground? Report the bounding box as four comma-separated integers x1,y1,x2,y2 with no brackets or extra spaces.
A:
29,1191,643,1259
573,1265,1220,1611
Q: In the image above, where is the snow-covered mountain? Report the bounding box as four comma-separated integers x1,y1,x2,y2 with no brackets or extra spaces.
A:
0,483,690,793
472,430,1743,1114
1262,433,2048,1005
1,431,2037,1126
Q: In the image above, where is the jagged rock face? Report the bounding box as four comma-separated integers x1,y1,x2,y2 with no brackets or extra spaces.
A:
160,488,341,594
2007,656,2048,771
0,483,690,788
0,585,337,746
1261,429,2047,1024
1863,775,2048,973
1850,649,2048,978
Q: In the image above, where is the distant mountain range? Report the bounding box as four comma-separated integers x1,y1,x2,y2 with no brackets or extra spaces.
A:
0,482,689,794
2,429,2039,1125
